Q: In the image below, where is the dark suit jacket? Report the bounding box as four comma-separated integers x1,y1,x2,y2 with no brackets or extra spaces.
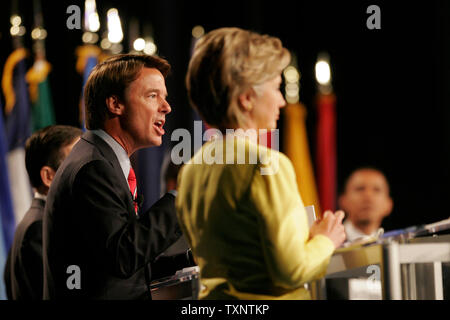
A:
42,131,188,299
4,198,45,300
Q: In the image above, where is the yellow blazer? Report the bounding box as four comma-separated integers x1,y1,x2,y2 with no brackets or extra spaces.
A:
176,135,334,299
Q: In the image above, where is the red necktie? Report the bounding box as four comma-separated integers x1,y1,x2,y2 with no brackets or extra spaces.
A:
127,167,138,214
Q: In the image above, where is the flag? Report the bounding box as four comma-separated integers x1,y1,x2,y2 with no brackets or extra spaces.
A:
76,45,102,130
1,48,33,226
0,99,15,300
26,59,55,132
259,130,278,150
315,93,337,212
283,102,322,217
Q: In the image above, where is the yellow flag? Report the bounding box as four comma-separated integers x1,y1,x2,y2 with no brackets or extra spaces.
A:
283,102,322,217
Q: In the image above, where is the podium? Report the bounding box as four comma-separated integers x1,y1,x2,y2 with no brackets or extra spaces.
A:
150,266,201,300
313,233,450,300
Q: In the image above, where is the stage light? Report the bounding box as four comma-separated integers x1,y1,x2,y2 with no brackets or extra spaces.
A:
85,0,100,32
88,13,100,32
144,41,157,55
10,14,25,37
315,52,333,95
82,31,98,44
110,43,123,54
283,66,300,83
39,29,47,40
133,38,145,51
107,8,123,44
10,25,19,36
192,25,204,39
31,28,41,40
11,15,21,26
286,83,299,95
283,64,300,103
10,25,25,36
100,38,112,49
315,60,331,85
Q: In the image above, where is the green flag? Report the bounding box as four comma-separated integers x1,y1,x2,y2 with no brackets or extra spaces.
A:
32,77,55,131
26,59,55,132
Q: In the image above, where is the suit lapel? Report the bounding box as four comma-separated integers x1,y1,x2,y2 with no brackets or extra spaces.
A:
81,131,136,216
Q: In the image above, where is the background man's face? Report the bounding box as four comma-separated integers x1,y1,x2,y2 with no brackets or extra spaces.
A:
42,137,81,191
340,169,393,227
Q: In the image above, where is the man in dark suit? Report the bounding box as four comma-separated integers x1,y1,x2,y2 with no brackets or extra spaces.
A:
42,54,193,300
4,125,82,300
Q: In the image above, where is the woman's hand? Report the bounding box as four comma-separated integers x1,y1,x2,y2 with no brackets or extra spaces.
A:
309,210,346,248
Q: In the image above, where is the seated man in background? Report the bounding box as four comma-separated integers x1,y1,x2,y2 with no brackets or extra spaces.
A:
4,125,82,300
338,167,393,242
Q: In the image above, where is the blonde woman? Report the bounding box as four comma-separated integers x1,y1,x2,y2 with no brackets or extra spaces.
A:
176,27,346,300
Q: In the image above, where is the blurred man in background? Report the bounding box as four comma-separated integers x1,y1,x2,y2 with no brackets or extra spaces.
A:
338,167,393,242
4,125,82,300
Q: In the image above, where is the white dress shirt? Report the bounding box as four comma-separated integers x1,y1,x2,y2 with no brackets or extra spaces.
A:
91,129,131,183
34,191,47,201
344,220,381,242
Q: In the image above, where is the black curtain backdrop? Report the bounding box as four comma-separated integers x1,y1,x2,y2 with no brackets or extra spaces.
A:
1,0,450,232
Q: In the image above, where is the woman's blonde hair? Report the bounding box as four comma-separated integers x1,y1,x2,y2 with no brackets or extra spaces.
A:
186,27,290,131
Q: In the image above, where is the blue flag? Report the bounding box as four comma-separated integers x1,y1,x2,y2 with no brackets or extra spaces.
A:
0,99,15,300
1,48,33,246
4,51,32,152
76,45,102,131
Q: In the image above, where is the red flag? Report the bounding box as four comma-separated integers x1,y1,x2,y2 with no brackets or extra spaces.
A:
316,93,336,212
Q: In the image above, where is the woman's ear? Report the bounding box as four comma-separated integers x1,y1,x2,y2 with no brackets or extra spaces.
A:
105,95,124,116
238,88,255,112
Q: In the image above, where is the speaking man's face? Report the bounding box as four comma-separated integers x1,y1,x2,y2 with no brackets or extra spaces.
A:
122,67,171,148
